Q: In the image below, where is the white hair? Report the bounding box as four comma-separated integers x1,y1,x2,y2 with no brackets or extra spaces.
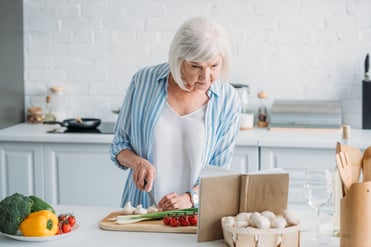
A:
168,16,232,90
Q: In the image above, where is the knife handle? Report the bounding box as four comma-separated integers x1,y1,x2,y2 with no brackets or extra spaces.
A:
365,54,369,73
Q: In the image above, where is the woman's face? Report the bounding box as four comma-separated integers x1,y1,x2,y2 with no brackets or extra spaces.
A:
180,56,223,92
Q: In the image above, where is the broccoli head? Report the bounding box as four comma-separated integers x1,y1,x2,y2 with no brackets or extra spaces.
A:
0,193,33,235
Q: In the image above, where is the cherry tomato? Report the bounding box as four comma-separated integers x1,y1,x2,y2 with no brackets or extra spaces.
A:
58,214,67,222
179,215,189,226
56,227,63,235
162,215,171,225
169,216,179,227
62,222,72,233
68,215,76,227
188,214,198,226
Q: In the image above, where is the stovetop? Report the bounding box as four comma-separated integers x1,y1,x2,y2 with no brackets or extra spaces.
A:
47,122,115,134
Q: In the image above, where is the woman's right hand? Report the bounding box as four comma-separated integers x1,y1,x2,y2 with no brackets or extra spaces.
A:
116,149,156,192
132,158,156,191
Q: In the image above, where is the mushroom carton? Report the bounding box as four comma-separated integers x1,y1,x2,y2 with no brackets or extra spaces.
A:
197,168,300,247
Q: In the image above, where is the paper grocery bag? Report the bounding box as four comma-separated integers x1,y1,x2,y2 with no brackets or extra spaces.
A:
197,173,289,242
340,182,371,247
239,173,289,214
197,174,241,242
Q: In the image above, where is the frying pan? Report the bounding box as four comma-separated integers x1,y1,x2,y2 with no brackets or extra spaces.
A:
43,118,101,130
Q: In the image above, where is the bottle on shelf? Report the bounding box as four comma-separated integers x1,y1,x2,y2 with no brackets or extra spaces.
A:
50,86,67,121
341,125,351,145
43,95,56,122
256,91,269,128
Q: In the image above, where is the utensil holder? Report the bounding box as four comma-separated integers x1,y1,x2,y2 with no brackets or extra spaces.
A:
340,182,371,247
362,80,371,129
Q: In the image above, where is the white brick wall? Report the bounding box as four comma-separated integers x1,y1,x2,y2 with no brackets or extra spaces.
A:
23,0,371,128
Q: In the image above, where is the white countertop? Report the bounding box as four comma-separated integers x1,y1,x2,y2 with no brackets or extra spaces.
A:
0,204,340,247
1,123,371,149
0,123,114,144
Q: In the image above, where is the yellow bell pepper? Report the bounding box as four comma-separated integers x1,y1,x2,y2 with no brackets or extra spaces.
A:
19,209,58,237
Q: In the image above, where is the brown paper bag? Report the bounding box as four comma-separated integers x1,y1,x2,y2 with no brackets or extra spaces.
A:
198,173,289,242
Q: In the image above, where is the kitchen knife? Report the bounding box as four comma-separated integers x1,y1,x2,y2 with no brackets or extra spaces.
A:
144,179,157,207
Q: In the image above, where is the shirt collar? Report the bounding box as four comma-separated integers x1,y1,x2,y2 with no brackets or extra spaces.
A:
156,63,170,82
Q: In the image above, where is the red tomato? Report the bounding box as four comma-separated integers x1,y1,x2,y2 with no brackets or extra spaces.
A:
162,215,171,225
58,214,67,222
169,217,179,227
68,215,76,227
188,214,198,226
62,222,72,233
55,227,63,235
179,215,189,226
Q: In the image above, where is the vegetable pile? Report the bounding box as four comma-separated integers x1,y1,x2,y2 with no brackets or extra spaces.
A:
114,206,198,225
162,213,198,227
222,210,300,230
0,193,77,237
56,213,77,234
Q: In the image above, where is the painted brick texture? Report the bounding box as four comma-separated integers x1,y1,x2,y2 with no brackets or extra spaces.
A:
23,0,371,127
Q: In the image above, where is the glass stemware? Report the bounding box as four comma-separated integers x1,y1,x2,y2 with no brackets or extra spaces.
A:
304,168,333,241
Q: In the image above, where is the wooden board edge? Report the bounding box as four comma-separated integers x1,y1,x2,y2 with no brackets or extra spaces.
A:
99,211,197,234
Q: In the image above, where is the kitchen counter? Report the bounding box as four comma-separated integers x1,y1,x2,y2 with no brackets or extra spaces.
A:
1,123,371,149
0,123,114,144
0,204,339,247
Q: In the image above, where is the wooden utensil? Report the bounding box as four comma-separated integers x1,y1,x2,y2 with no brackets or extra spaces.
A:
336,151,353,195
362,146,371,181
336,142,362,183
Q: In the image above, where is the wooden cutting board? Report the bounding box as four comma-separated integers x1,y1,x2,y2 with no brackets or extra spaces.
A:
99,211,197,234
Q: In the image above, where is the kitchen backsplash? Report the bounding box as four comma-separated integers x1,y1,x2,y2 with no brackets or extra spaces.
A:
23,0,371,128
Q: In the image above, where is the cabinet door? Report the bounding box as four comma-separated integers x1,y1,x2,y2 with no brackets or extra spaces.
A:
0,142,43,200
228,146,259,173
260,147,335,208
44,143,127,207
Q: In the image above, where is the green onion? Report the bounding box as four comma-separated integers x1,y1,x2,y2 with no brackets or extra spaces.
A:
115,208,198,225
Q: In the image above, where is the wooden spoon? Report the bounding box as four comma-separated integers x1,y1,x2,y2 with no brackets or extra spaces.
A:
362,146,371,182
336,142,362,183
336,151,353,195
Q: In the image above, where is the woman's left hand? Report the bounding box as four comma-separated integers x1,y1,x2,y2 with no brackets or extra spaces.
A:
157,192,192,210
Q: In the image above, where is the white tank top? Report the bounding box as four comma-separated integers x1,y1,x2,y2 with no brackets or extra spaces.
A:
152,102,206,201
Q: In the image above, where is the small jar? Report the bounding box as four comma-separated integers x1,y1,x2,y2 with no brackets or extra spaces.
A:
50,86,67,121
27,107,43,123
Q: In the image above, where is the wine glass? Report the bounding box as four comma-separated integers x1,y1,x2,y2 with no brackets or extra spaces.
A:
304,168,333,241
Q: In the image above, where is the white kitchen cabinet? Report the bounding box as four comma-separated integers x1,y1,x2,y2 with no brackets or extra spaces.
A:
260,146,336,209
228,146,259,173
43,143,127,207
0,142,44,200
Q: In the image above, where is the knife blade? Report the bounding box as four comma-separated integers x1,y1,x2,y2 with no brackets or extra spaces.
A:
144,179,157,207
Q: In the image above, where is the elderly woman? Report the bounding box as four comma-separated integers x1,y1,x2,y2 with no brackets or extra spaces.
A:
110,16,241,210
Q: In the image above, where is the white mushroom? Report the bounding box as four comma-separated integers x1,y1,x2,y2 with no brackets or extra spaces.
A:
134,204,147,215
248,212,261,227
283,210,300,226
222,216,236,226
261,210,276,220
235,220,250,228
235,212,251,222
255,215,271,229
121,201,135,215
271,216,287,229
147,205,159,214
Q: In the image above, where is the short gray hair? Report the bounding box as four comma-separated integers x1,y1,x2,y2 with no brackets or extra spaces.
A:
168,16,232,90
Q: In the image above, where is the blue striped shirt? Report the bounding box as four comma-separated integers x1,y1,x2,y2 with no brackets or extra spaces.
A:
110,63,241,207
